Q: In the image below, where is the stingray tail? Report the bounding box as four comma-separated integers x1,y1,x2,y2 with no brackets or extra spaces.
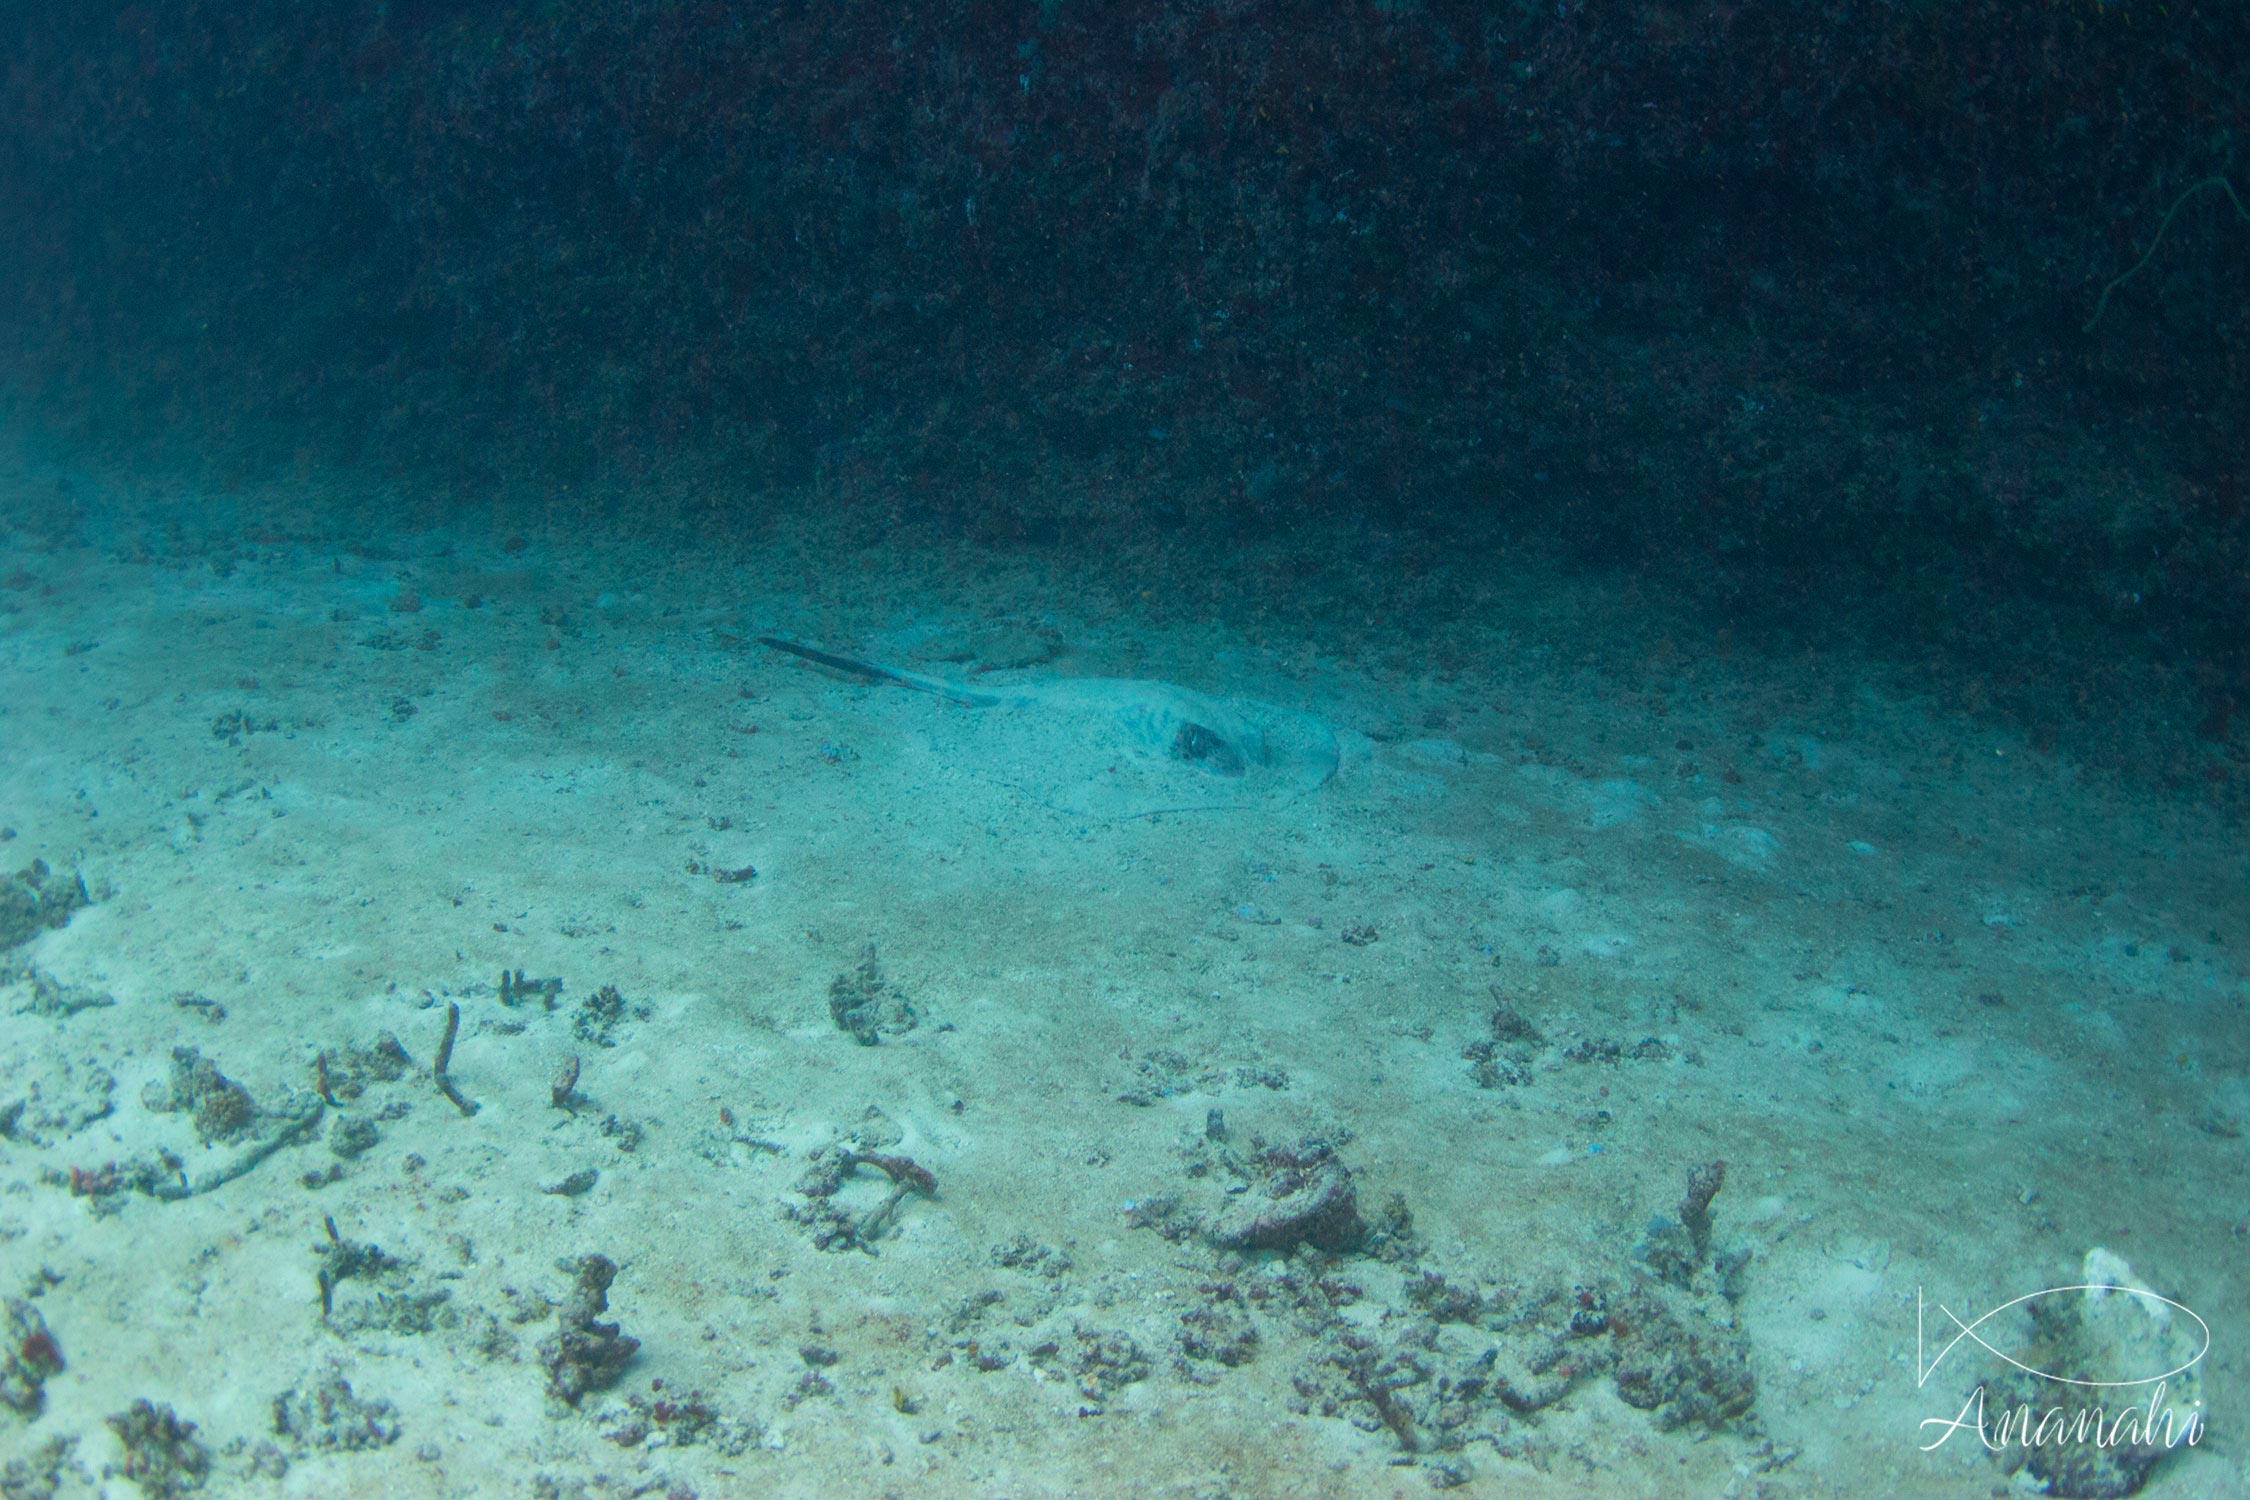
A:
758,636,1003,707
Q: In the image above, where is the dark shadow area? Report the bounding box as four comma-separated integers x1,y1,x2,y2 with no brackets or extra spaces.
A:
2,0,2245,790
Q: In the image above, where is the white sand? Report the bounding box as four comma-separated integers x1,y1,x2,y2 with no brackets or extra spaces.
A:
1,454,2242,1498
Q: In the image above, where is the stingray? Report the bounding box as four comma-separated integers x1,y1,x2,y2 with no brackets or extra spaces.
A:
760,636,1344,819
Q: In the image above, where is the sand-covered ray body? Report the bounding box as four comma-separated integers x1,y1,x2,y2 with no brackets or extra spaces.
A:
761,637,1343,819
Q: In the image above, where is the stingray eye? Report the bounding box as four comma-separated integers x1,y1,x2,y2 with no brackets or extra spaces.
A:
1172,722,1246,777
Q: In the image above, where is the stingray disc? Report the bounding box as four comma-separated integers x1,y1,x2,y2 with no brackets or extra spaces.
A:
762,638,1344,821
967,679,1341,819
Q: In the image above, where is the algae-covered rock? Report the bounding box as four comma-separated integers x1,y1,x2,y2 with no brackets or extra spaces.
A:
0,861,90,952
1983,1248,2207,1498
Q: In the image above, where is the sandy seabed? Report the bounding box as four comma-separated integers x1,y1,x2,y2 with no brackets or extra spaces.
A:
1,458,2242,1500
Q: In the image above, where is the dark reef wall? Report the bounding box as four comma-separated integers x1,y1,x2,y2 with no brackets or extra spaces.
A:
1,2,2244,674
